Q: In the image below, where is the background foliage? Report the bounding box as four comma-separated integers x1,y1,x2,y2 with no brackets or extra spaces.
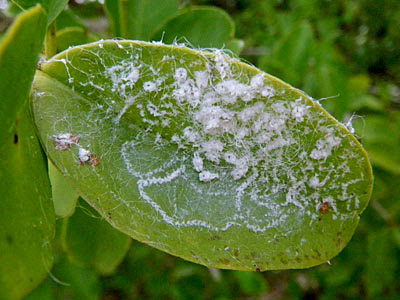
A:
0,0,399,299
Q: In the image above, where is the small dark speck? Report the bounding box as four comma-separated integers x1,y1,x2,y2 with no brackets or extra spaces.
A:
13,134,18,144
6,235,13,245
256,267,261,272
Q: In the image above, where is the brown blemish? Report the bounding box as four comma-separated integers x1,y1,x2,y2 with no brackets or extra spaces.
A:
313,249,322,258
88,154,100,166
337,232,343,247
319,202,330,214
256,267,261,272
233,249,239,257
280,258,288,264
210,235,221,241
218,258,230,265
69,135,80,144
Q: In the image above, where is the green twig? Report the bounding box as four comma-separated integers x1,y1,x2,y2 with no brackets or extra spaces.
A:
45,21,57,58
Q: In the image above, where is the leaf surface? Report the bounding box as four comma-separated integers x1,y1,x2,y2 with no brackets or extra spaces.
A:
56,27,98,53
0,5,55,299
49,160,79,217
104,0,179,40
8,0,68,24
31,40,373,271
152,7,235,48
62,198,132,275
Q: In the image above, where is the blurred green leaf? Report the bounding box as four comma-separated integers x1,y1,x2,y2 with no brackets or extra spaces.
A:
260,20,313,87
56,26,98,52
62,198,131,275
103,0,121,37
53,256,101,300
23,278,55,300
365,228,398,298
0,5,55,299
105,0,179,40
225,38,244,56
8,0,68,24
55,9,86,31
152,6,235,48
354,114,400,174
233,271,268,296
49,159,79,218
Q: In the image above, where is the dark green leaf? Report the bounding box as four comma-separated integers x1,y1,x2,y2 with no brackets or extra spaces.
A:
0,5,55,299
53,257,101,300
365,229,398,297
104,0,179,40
56,27,98,52
55,9,86,31
152,6,235,48
62,198,131,275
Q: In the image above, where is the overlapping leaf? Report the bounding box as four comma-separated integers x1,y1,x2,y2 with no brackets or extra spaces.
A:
0,5,55,299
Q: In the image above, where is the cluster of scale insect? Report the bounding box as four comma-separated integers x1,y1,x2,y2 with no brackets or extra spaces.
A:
45,40,366,234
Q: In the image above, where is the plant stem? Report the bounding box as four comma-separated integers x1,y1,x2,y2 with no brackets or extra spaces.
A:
45,21,57,59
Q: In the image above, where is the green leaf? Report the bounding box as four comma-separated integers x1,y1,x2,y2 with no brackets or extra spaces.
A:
62,198,131,275
365,229,398,297
49,160,79,217
225,38,245,56
52,257,101,300
233,271,269,296
55,9,86,31
261,20,313,87
104,0,179,40
8,0,69,24
354,114,400,175
56,27,98,53
23,278,55,300
0,5,55,299
31,40,373,271
152,6,235,48
103,0,121,37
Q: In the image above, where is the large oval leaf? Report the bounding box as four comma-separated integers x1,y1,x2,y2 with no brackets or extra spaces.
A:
31,40,373,271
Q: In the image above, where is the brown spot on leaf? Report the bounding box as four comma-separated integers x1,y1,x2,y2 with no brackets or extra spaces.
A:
88,154,100,166
319,202,330,214
256,267,261,272
218,258,230,265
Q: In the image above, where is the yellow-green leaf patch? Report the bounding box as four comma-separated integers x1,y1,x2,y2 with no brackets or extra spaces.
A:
31,40,373,271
